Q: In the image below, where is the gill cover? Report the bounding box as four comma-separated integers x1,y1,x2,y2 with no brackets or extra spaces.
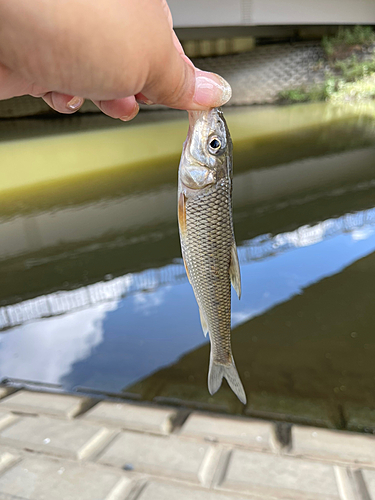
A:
180,163,215,190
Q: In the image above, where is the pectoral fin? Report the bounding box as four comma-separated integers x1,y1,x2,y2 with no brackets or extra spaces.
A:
179,192,191,283
230,241,241,299
199,307,209,337
178,192,186,236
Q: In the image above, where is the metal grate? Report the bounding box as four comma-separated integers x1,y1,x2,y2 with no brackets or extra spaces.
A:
0,42,326,118
193,42,326,105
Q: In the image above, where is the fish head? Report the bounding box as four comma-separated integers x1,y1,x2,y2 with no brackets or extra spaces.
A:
179,108,232,191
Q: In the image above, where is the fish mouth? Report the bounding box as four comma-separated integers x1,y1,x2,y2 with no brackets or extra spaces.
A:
188,108,221,129
182,111,205,159
188,110,205,128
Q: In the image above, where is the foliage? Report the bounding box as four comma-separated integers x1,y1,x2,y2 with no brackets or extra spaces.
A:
333,55,375,82
322,25,375,58
330,74,375,103
278,79,337,104
279,26,375,105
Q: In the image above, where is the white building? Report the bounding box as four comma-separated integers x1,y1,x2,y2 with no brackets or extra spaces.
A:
169,0,375,28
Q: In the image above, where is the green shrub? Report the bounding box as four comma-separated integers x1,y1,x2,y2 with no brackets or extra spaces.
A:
278,78,338,104
322,26,375,58
334,56,375,81
280,27,375,104
331,74,375,102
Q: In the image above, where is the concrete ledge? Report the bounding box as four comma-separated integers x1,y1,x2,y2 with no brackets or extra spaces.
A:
180,412,276,451
97,431,215,484
0,389,371,499
0,389,15,402
0,412,19,433
82,401,177,435
291,425,375,466
0,450,20,475
0,416,115,460
218,449,341,499
0,391,89,419
360,469,375,498
0,456,131,500
138,481,251,500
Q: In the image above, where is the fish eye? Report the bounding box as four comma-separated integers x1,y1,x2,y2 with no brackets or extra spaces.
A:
208,137,222,154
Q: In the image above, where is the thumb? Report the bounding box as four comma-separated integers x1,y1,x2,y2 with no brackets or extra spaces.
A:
141,38,232,110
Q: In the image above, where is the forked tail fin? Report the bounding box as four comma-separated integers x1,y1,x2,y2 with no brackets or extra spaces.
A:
208,351,247,404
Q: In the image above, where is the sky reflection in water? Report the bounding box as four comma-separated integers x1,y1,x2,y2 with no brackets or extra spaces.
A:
1,208,375,393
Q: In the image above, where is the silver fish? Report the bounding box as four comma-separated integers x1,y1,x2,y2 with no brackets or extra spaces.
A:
177,108,246,404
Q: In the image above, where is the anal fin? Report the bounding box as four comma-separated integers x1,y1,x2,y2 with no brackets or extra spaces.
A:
183,256,191,283
199,307,209,337
230,241,241,299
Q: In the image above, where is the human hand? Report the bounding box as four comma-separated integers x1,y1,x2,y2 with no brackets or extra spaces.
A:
0,0,231,120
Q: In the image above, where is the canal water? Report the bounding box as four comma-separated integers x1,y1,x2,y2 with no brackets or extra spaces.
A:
1,104,375,430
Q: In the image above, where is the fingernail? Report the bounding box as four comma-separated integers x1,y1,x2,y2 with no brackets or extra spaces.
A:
66,96,84,111
193,70,232,107
136,97,154,105
120,103,140,121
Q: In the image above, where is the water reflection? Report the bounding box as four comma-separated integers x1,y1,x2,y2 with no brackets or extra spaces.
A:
1,203,375,409
0,302,117,385
1,106,375,427
233,212,375,328
2,207,375,331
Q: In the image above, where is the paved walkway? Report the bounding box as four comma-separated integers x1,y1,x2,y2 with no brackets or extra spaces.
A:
0,388,373,499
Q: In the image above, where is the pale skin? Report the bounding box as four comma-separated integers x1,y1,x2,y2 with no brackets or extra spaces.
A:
0,0,231,120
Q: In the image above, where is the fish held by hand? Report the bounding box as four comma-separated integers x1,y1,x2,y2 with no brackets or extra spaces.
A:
177,108,246,404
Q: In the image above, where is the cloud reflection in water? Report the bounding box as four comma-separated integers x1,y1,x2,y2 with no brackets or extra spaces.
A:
1,208,375,392
0,301,118,385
